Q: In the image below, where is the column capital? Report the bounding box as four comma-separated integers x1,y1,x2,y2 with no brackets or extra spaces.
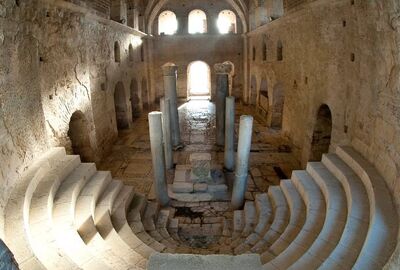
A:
162,63,178,76
214,62,234,74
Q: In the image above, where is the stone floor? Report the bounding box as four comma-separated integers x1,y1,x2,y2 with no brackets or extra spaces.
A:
98,99,301,251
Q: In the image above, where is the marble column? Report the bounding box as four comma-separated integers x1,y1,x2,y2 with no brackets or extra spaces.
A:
231,115,253,209
214,62,234,146
160,97,174,170
162,63,182,149
224,96,235,171
148,111,170,206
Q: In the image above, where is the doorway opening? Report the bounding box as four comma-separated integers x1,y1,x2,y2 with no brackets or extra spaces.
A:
130,79,141,119
187,61,211,100
68,111,95,162
309,104,332,161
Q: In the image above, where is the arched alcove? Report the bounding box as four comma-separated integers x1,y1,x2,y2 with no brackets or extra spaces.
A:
259,77,268,111
114,82,129,129
309,104,332,161
130,79,140,118
270,83,284,128
188,9,207,34
250,75,257,105
114,41,121,63
187,61,211,99
217,10,237,34
141,78,148,109
68,111,95,162
277,40,283,61
129,44,134,62
158,10,178,35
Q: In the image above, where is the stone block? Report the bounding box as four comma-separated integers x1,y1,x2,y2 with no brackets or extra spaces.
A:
172,182,194,193
193,183,208,192
208,184,228,193
174,169,187,182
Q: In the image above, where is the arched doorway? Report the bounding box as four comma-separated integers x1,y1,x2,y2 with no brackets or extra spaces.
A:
250,75,257,105
114,82,129,129
68,111,95,162
310,104,332,161
187,61,211,99
270,83,284,128
141,78,148,109
130,79,140,119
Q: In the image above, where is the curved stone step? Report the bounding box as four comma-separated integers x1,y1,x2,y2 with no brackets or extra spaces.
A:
231,201,257,248
265,180,306,261
4,147,65,270
76,179,132,270
231,210,244,240
336,146,398,270
235,193,272,253
52,164,112,270
112,193,157,258
156,209,178,249
288,162,347,269
253,186,289,254
26,154,81,270
263,171,326,269
94,182,145,269
321,153,371,269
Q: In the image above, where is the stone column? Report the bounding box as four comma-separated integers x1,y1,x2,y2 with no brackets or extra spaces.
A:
231,115,253,209
162,63,182,149
214,62,233,146
224,96,235,171
148,112,170,206
160,98,174,170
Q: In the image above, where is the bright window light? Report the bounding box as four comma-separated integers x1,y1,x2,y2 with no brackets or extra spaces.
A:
188,61,211,96
158,10,178,35
217,10,237,34
188,9,207,34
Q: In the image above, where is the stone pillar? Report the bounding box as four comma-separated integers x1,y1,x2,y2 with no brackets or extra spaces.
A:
214,62,233,146
162,63,182,149
231,115,253,209
148,112,170,206
160,97,174,170
224,96,235,171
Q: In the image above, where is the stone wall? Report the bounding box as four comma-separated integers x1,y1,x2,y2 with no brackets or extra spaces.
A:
0,0,147,236
247,1,400,266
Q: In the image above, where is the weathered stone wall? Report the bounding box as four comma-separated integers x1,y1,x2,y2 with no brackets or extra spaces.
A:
0,0,147,236
247,1,400,266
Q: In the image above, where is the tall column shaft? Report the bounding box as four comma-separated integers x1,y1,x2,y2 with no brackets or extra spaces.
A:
224,96,235,171
148,112,170,206
162,64,181,147
231,115,253,209
160,98,174,170
215,73,229,146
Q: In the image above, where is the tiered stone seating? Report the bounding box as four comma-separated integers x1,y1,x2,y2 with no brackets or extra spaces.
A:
2,145,398,270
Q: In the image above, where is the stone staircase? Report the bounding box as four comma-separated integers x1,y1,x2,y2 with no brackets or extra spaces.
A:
2,146,398,269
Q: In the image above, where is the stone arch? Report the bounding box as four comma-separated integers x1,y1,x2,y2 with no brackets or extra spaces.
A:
130,78,140,118
141,77,149,109
250,75,257,105
114,41,121,63
158,10,178,35
187,61,211,99
309,104,333,161
114,82,129,129
68,111,95,162
269,82,284,128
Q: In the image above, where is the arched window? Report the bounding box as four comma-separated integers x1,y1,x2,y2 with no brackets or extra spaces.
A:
310,104,332,161
252,46,256,61
262,40,267,61
188,9,207,34
114,41,120,62
158,10,178,35
217,10,237,34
